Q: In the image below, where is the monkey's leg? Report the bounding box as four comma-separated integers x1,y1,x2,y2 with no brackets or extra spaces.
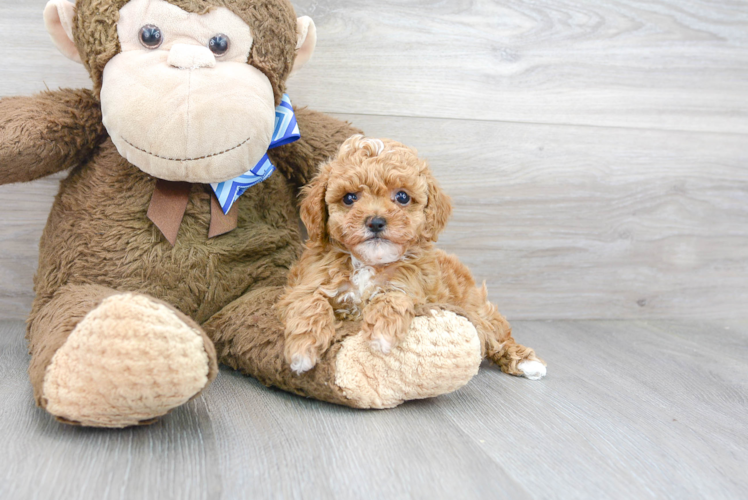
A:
27,284,218,427
203,287,483,409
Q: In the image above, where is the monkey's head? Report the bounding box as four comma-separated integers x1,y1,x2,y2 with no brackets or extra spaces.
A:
44,0,316,183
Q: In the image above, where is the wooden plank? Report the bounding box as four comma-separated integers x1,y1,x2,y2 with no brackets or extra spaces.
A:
0,175,63,320
288,0,748,133
0,1,91,96
1,0,746,133
206,370,530,500
0,320,222,500
2,318,747,499
439,319,748,499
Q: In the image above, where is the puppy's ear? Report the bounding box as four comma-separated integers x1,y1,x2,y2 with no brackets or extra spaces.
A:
300,163,331,243
423,171,452,242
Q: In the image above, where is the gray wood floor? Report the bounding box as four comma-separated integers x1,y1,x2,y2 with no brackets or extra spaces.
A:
2,318,746,500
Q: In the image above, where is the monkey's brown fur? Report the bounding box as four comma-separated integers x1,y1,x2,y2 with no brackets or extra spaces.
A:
0,0,490,426
278,137,545,374
15,97,362,412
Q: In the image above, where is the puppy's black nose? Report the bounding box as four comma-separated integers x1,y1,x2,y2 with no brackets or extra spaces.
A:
367,216,387,234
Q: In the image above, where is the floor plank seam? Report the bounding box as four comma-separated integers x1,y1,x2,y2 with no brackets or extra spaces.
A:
323,111,748,137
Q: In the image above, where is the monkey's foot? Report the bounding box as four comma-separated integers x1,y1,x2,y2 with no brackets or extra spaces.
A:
41,294,213,427
334,310,482,408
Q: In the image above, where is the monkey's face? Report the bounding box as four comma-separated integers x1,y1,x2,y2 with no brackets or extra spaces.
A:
96,0,272,182
44,0,316,184
99,0,273,183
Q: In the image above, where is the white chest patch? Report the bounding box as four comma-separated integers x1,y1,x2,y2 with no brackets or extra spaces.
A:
333,258,383,319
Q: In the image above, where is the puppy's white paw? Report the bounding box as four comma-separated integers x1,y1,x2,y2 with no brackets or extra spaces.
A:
290,354,315,374
369,336,392,354
518,360,547,380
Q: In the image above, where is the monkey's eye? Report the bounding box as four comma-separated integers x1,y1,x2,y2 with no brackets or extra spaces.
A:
139,25,163,49
395,191,411,205
208,34,230,56
342,193,358,206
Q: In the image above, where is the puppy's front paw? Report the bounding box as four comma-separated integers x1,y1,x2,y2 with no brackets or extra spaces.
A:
290,354,316,374
284,338,320,375
369,335,393,354
518,360,547,380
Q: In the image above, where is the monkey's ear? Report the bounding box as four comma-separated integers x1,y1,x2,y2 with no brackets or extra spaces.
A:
44,0,82,64
300,163,330,244
292,16,317,75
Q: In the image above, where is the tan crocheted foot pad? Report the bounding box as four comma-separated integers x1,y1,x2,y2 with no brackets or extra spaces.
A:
42,294,211,427
334,310,482,408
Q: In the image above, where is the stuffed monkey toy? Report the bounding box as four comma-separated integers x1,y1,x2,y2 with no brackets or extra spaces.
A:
0,0,485,427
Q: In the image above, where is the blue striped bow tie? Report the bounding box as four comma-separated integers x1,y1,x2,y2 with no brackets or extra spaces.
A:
210,94,301,214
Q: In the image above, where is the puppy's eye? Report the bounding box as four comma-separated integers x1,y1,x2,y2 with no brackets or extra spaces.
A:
139,25,163,49
395,191,411,205
342,193,358,206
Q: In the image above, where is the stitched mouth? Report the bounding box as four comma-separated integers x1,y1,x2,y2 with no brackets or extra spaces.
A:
121,136,251,162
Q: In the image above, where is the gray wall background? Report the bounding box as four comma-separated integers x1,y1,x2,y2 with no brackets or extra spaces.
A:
1,0,746,320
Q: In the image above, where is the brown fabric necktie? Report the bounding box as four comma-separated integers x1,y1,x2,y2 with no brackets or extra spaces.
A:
208,190,239,238
147,179,238,245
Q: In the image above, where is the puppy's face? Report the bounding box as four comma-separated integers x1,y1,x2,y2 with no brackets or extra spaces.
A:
301,136,452,266
326,152,427,266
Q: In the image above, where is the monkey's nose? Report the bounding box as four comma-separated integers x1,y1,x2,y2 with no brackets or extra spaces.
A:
167,44,216,70
366,217,387,234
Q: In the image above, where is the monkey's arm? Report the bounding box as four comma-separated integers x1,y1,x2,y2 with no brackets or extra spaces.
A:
269,107,362,187
0,89,105,185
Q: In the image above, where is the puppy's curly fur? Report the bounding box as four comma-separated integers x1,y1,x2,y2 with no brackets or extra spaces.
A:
277,136,546,378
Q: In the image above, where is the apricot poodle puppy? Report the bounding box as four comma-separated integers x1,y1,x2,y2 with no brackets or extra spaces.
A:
277,135,546,380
